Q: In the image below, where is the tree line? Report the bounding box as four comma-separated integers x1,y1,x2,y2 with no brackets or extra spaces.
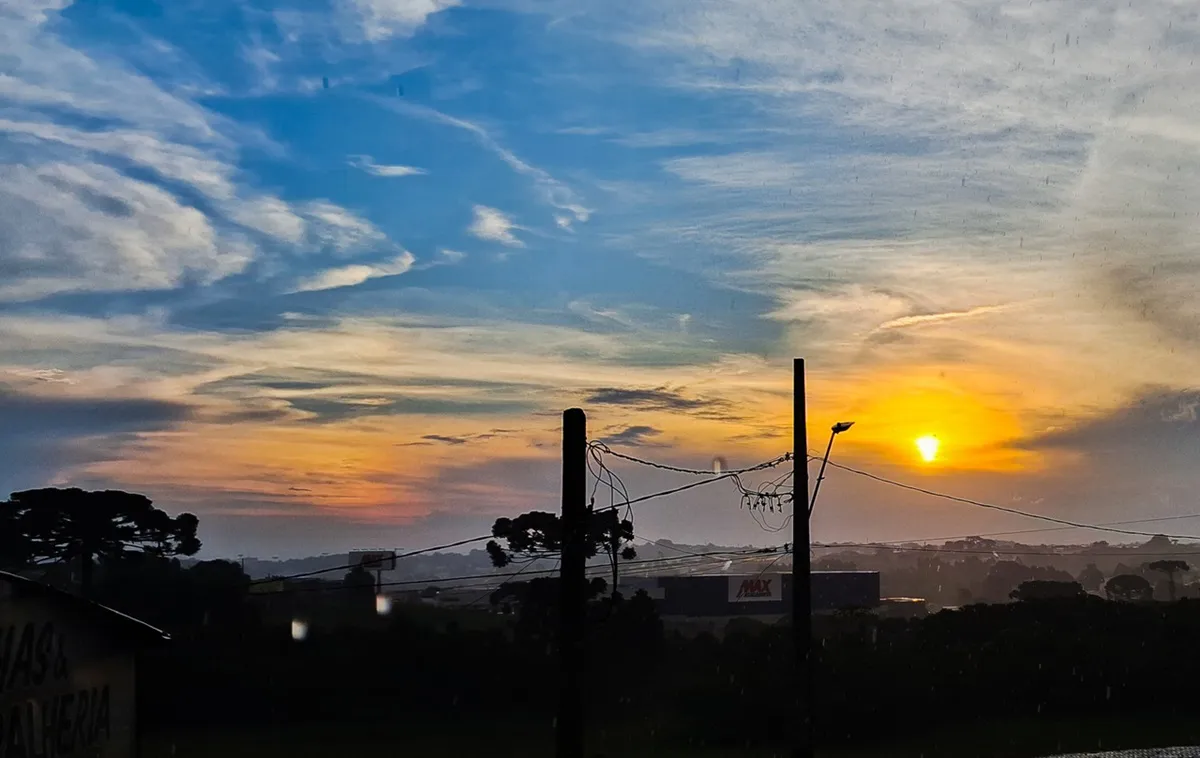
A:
9,489,1200,755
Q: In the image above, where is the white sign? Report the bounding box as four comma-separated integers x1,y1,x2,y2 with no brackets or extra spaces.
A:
728,574,780,603
350,551,396,571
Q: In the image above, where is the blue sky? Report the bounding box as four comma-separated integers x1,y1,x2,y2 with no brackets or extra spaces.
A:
2,0,1199,557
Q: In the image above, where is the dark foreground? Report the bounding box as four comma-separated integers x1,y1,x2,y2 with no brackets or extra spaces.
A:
140,715,1200,758
110,563,1200,758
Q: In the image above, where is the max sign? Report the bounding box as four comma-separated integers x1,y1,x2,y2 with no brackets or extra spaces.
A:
729,575,778,603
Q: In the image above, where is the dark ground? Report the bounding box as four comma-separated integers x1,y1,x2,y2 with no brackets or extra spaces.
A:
140,715,1200,758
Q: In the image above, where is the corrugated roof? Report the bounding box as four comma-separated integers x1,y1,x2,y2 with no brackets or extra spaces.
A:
0,570,170,645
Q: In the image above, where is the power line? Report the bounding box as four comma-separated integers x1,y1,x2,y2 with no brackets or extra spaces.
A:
589,441,790,477
813,542,1200,559
460,556,552,610
634,534,779,563
588,443,1200,545
815,456,1200,542
249,548,781,597
247,535,493,586
590,474,745,514
841,512,1200,547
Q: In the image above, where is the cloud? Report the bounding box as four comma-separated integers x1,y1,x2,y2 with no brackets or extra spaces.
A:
0,118,237,199
584,0,1200,408
0,385,192,494
586,387,710,411
233,197,307,244
421,434,469,445
0,3,396,301
301,201,389,254
598,425,663,447
349,155,427,177
290,252,416,293
663,152,805,190
0,161,251,301
0,388,191,437
1009,387,1200,517
873,305,1014,333
344,0,459,41
1022,388,1200,457
233,198,387,255
468,205,524,247
371,98,591,223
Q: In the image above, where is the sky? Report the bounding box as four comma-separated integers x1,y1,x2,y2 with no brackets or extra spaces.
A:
1,0,1199,558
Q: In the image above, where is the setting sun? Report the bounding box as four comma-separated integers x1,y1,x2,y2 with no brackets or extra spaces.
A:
915,435,940,463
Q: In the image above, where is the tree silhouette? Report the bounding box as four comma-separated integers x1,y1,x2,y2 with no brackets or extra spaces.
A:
489,576,609,645
1147,559,1190,601
1105,573,1153,603
487,508,635,598
1076,563,1105,593
2,488,200,597
980,560,1074,603
342,565,378,616
1009,580,1086,602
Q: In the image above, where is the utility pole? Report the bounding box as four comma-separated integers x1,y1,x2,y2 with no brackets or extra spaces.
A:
557,408,587,758
792,358,813,758
609,517,620,603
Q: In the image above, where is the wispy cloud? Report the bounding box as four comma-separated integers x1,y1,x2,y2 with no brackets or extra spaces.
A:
411,248,466,271
0,3,395,300
873,305,1014,333
0,161,251,301
586,386,710,412
346,0,459,41
302,201,388,254
583,0,1200,422
598,424,663,447
349,154,427,177
468,205,524,247
370,98,591,224
290,251,415,293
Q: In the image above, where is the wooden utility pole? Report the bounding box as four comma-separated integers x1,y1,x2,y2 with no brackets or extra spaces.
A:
792,358,813,758
610,524,620,603
557,408,587,758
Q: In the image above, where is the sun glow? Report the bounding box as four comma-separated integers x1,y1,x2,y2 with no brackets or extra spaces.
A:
915,435,940,463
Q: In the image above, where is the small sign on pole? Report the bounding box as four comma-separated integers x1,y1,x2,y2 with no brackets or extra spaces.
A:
350,551,397,596
349,551,397,571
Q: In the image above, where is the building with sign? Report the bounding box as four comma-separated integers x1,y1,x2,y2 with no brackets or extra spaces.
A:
619,571,881,634
0,571,169,758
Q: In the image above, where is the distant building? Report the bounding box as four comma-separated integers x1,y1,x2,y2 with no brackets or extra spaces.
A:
619,571,881,635
876,597,929,620
0,571,169,758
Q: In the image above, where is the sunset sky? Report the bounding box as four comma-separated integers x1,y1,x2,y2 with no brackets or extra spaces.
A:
1,0,1198,558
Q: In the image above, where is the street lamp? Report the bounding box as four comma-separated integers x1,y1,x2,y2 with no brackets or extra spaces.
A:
809,421,854,516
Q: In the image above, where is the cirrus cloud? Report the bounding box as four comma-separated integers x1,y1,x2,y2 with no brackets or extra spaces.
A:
467,205,524,247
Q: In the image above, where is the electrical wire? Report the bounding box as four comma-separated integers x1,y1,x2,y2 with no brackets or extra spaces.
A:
587,444,798,534
248,548,780,597
459,556,553,610
247,535,493,586
811,454,1200,542
813,542,1200,558
588,441,790,477
842,512,1200,546
587,443,1200,554
589,474,746,514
